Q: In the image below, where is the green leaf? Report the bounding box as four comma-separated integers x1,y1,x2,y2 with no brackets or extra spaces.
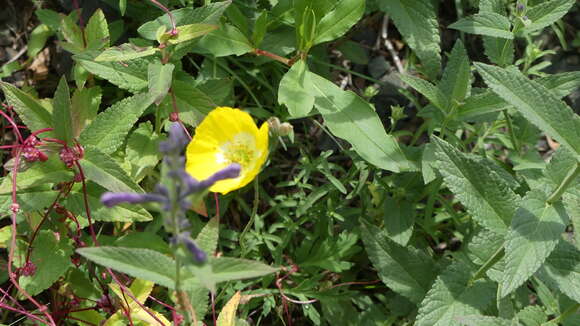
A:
79,93,154,155
0,156,73,194
378,0,441,78
309,72,411,172
27,24,53,58
449,12,513,39
137,1,231,40
148,62,174,105
252,10,268,47
166,24,218,45
60,14,84,49
125,122,162,182
416,261,496,326
85,9,110,51
77,246,178,289
0,82,52,133
523,0,576,34
536,240,580,303
52,76,74,145
166,77,217,126
383,197,415,246
475,63,580,158
361,222,436,304
195,23,253,57
19,230,73,296
314,0,364,45
65,185,152,222
71,86,101,138
119,0,127,16
95,43,158,62
35,9,62,31
500,190,568,297
432,136,520,234
400,74,449,112
278,59,315,117
517,306,548,326
456,315,513,326
74,51,149,92
439,39,471,105
79,146,143,193
546,147,578,192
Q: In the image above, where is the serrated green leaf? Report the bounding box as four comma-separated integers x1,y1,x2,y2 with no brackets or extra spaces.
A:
74,51,149,92
456,315,513,326
148,62,174,105
278,59,314,117
79,93,154,154
361,222,436,304
439,39,471,105
65,185,152,222
95,43,158,62
523,0,576,34
35,9,61,31
400,74,449,112
309,72,411,172
194,23,253,57
449,12,513,39
432,136,520,234
0,82,52,134
52,76,73,145
85,9,110,51
480,1,513,67
71,86,101,138
536,240,580,303
459,71,580,121
79,146,143,193
378,0,441,79
167,23,218,45
416,261,496,326
61,14,83,48
314,0,364,45
27,24,53,58
500,190,568,297
126,122,162,182
19,230,73,296
516,305,548,326
138,1,231,40
0,186,57,216
475,63,580,158
0,156,72,194
77,246,178,289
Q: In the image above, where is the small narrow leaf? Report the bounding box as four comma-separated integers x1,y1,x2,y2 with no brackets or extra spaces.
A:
77,246,177,289
438,39,471,104
148,63,174,106
475,63,580,157
79,93,155,155
95,43,158,62
314,0,365,45
52,77,74,145
80,146,143,193
361,222,436,304
432,136,520,234
500,190,568,297
449,12,513,39
278,59,315,117
416,261,496,326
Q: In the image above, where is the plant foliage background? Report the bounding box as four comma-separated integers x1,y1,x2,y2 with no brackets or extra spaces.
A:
0,0,579,325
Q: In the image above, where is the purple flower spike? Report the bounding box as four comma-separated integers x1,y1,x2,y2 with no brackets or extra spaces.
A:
199,163,241,188
160,122,189,154
183,237,207,263
101,192,166,207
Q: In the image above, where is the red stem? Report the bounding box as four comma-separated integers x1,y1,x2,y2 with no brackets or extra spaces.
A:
0,110,23,144
149,0,177,34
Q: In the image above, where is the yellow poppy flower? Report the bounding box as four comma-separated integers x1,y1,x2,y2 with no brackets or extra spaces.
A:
185,107,269,194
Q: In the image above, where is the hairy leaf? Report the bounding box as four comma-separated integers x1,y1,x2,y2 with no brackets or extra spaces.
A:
449,12,513,39
167,24,218,45
148,63,174,105
523,0,576,34
0,82,52,134
456,315,513,326
536,240,580,303
85,9,109,51
400,74,449,112
52,77,73,145
438,39,471,105
0,156,72,194
314,0,364,45
361,222,436,304
475,63,580,157
500,190,568,297
194,23,253,57
80,146,143,193
95,43,158,62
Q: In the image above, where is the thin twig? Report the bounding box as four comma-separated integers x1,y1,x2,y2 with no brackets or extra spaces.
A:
380,15,404,74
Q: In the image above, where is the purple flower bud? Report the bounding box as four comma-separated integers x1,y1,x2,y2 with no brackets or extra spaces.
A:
198,163,241,188
183,237,207,263
159,122,189,154
516,2,525,11
101,192,166,207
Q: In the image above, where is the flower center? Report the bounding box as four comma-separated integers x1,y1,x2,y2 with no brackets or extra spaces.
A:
224,141,255,167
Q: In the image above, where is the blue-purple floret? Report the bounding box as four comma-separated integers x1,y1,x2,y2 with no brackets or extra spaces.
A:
100,122,240,264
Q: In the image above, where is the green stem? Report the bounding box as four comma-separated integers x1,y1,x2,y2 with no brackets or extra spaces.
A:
469,245,505,286
541,303,580,326
503,110,520,153
240,178,260,257
547,162,580,204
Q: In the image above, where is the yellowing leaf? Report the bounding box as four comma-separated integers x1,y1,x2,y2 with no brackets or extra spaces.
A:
217,291,242,326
